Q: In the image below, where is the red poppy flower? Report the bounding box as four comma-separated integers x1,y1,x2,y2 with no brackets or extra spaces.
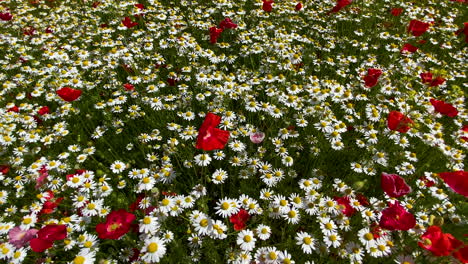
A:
330,0,352,13
56,87,82,102
0,165,9,175
400,43,418,53
408,19,430,37
438,171,468,197
134,3,145,9
7,106,19,112
30,224,67,252
418,226,463,256
363,68,382,88
262,0,274,12
167,78,177,86
209,27,223,44
453,244,468,264
0,12,13,21
229,209,250,231
196,113,230,151
122,17,138,28
96,209,135,239
430,76,445,87
381,172,411,198
420,72,433,84
38,106,50,115
219,18,237,30
334,196,356,217
123,83,135,91
379,201,415,231
390,8,403,16
387,111,413,133
356,194,369,206
295,2,303,11
408,20,430,37
430,99,458,117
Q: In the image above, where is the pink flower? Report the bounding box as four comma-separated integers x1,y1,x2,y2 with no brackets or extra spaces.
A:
9,227,38,248
250,131,265,144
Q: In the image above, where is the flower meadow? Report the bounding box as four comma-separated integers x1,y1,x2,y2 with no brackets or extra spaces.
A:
0,0,467,263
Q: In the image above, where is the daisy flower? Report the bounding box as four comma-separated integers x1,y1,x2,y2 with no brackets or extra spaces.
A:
141,237,167,263
194,154,212,167
324,232,342,248
255,224,271,241
237,229,256,251
295,231,316,254
215,198,240,218
110,160,126,174
139,215,160,234
212,169,228,184
70,249,96,264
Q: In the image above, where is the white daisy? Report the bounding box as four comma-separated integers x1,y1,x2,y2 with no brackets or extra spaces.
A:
255,224,271,241
110,161,126,174
295,231,316,254
215,198,240,218
237,229,256,252
141,237,166,263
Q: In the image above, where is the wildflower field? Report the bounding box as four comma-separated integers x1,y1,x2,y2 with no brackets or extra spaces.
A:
0,0,467,263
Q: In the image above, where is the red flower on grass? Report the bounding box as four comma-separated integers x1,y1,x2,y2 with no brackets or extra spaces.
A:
30,224,67,252
453,244,468,263
381,172,411,198
209,27,223,44
430,99,458,117
401,43,418,53
408,20,430,36
438,171,468,197
262,0,274,12
38,106,50,115
379,201,415,231
230,209,250,231
295,2,303,11
363,68,382,88
122,16,138,28
196,113,230,151
0,165,9,175
334,196,356,217
418,226,463,256
390,8,403,16
39,191,63,215
7,106,19,112
0,12,13,21
420,72,445,87
56,87,81,102
330,0,352,13
96,209,135,239
219,18,237,30
387,111,413,133
124,83,135,91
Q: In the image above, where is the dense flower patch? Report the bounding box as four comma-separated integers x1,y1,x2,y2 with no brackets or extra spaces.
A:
0,0,467,263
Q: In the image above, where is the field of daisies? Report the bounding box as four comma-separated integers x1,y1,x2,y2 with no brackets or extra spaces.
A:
1,0,467,263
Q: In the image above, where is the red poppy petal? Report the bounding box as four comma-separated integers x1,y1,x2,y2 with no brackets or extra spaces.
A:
30,238,54,252
439,171,468,197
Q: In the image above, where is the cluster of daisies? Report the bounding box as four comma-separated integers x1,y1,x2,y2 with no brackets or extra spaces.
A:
0,0,467,263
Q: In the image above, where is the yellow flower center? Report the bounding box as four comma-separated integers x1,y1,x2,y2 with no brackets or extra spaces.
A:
147,242,158,253
73,256,85,264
